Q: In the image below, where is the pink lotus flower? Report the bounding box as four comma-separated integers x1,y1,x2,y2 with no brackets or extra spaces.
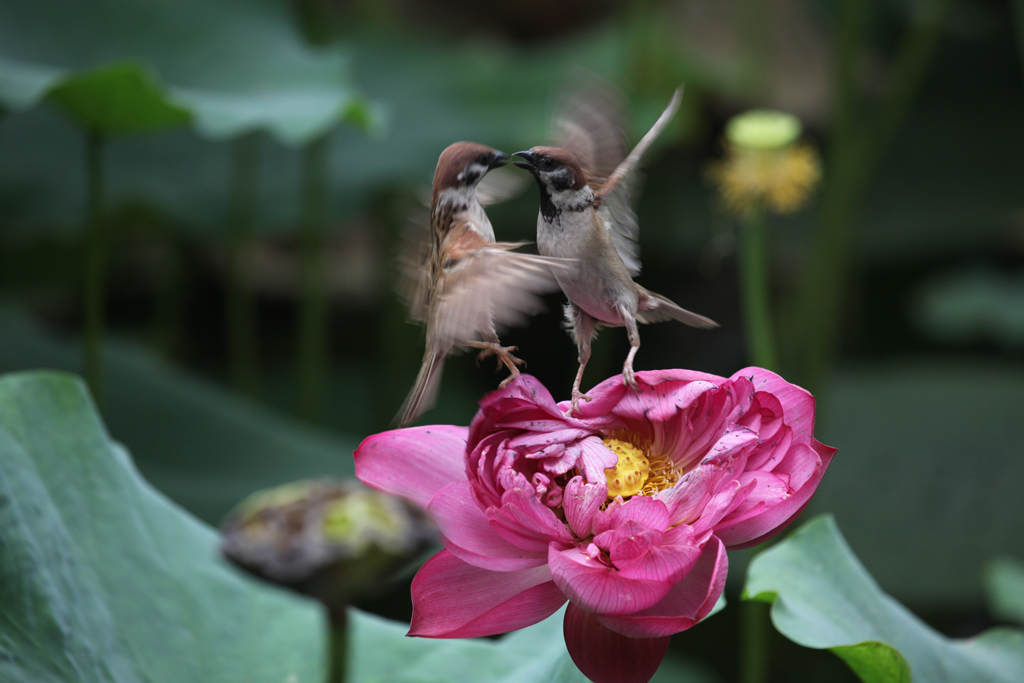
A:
355,368,835,683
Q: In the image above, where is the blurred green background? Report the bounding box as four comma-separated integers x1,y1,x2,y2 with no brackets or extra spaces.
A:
2,0,1023,680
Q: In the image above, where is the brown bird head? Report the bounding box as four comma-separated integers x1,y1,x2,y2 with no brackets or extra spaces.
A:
432,142,510,201
512,146,588,193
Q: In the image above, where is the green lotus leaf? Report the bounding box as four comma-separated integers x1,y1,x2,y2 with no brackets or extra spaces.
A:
987,558,1024,627
0,0,374,143
0,368,588,683
46,61,192,135
744,515,1024,683
0,306,357,524
0,369,328,683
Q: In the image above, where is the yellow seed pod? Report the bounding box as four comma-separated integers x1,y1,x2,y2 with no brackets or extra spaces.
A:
603,438,651,499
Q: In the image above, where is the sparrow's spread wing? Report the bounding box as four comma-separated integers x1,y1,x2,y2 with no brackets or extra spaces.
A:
596,175,641,277
597,87,682,206
552,79,627,184
552,81,682,279
475,166,528,206
595,88,683,278
396,209,433,323
429,230,566,349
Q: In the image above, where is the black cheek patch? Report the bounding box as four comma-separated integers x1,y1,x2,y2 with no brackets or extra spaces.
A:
550,169,573,192
460,170,481,186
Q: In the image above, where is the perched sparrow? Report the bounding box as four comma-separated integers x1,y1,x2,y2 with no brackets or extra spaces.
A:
396,141,566,426
513,88,718,416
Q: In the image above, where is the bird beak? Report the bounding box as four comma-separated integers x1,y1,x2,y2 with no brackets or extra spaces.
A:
511,150,535,170
490,151,510,169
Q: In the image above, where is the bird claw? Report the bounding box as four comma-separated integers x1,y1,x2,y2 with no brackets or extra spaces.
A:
477,344,525,387
564,390,592,417
498,368,520,389
622,365,639,391
477,344,523,367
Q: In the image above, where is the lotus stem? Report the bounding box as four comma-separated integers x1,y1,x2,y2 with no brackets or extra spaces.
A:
298,133,330,424
738,208,778,371
83,129,107,406
737,205,776,682
226,133,262,398
739,598,770,683
327,609,348,683
150,237,186,359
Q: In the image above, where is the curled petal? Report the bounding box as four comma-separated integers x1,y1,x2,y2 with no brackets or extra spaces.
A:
714,441,835,548
610,532,702,583
511,428,591,450
598,536,728,638
409,550,566,638
733,366,817,441
484,474,577,552
564,477,607,538
564,602,670,683
428,481,546,571
560,375,630,421
548,544,673,615
691,479,754,537
577,436,620,484
613,379,722,427
611,494,670,530
355,426,468,508
706,424,759,465
744,420,792,472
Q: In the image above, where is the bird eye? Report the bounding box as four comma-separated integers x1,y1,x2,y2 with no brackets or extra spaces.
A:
539,158,557,172
478,154,490,165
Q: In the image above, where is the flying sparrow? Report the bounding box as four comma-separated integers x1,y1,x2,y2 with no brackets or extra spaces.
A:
396,141,567,427
513,87,718,416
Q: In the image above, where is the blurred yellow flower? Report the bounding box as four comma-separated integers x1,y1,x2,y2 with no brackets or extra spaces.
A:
707,110,821,216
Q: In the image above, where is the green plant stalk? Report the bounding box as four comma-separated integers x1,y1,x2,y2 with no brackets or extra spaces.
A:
793,0,954,393
150,237,187,360
226,134,262,398
736,206,776,683
83,129,107,405
298,134,330,424
739,598,770,683
327,609,348,683
738,208,778,371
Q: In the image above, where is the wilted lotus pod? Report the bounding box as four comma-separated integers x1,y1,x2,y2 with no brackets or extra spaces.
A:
220,479,434,615
707,109,821,216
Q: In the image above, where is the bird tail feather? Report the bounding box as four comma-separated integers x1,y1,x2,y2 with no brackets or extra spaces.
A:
395,350,446,427
636,288,718,329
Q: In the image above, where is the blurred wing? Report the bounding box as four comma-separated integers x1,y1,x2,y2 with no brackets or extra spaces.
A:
597,173,641,277
595,87,683,278
412,167,527,208
395,208,432,323
551,75,628,183
430,243,568,348
475,166,528,206
598,87,681,205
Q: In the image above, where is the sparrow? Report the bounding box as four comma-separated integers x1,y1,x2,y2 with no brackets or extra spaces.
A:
513,87,718,416
396,141,567,427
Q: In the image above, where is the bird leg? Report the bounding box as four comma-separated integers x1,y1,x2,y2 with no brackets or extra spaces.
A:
566,303,596,416
466,337,524,388
619,306,641,391
568,358,591,416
